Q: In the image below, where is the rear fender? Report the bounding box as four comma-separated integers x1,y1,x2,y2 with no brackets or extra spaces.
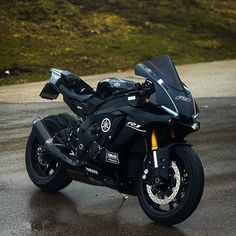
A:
32,113,78,141
40,83,59,100
56,113,78,128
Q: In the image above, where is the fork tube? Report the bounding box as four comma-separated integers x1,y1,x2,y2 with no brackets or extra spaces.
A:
151,129,159,168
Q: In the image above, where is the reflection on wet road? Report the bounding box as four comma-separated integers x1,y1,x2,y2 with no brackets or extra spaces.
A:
0,98,236,236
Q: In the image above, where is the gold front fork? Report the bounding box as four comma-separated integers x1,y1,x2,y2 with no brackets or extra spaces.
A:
151,129,158,150
151,129,159,168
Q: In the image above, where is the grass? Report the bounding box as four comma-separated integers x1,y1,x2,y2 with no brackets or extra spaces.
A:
0,0,235,85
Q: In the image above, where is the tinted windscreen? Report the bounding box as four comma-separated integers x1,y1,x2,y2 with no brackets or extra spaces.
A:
143,55,183,90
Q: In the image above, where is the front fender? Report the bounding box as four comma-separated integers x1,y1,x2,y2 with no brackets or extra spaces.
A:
153,141,192,179
126,140,192,183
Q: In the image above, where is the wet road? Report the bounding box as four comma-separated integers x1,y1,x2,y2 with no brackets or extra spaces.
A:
0,98,236,236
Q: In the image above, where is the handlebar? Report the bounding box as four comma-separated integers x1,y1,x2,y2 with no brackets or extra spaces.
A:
113,82,154,96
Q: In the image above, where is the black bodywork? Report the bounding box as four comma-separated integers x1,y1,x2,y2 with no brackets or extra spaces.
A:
37,55,199,195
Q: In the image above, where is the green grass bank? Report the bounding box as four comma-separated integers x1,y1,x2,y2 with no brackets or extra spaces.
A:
0,0,235,85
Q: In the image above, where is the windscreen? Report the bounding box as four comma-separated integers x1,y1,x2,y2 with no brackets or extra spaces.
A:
135,56,196,119
142,55,183,90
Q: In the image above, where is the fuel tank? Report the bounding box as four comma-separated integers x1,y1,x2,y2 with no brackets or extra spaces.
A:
96,78,135,99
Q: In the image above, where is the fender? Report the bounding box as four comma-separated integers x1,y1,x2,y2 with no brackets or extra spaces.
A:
126,140,192,184
56,113,78,128
37,113,78,131
152,141,192,180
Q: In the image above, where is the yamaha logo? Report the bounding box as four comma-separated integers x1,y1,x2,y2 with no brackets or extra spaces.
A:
101,118,111,132
114,82,120,87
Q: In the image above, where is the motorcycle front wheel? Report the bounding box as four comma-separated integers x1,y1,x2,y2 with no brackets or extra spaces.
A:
137,146,204,226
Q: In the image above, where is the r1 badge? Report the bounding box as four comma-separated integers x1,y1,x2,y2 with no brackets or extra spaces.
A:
106,151,119,164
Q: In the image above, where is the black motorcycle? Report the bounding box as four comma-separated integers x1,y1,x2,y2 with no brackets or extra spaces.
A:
25,55,204,226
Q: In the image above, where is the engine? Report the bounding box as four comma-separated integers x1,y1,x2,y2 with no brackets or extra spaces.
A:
75,122,104,160
54,121,104,161
54,111,125,164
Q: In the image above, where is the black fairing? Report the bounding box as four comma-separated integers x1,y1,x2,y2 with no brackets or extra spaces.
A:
135,55,197,122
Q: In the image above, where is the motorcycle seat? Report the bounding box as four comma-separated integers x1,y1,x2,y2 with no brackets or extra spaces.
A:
58,72,96,102
59,85,94,102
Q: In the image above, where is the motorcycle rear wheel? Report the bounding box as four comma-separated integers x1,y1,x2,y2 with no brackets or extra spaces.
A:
137,146,204,226
25,116,72,192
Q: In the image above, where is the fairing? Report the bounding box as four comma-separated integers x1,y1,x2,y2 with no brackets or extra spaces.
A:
135,55,198,122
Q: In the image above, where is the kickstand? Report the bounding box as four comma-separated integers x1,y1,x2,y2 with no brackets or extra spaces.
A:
120,193,129,200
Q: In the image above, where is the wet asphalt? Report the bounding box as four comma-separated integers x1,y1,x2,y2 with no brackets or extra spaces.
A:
0,97,236,236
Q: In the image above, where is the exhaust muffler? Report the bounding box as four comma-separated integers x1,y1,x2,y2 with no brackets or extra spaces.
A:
33,117,77,167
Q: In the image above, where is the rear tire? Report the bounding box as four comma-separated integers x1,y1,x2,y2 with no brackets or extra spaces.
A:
137,146,204,226
25,116,72,192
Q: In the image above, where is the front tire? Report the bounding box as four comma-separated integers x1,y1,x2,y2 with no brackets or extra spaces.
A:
137,146,204,226
25,116,72,192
